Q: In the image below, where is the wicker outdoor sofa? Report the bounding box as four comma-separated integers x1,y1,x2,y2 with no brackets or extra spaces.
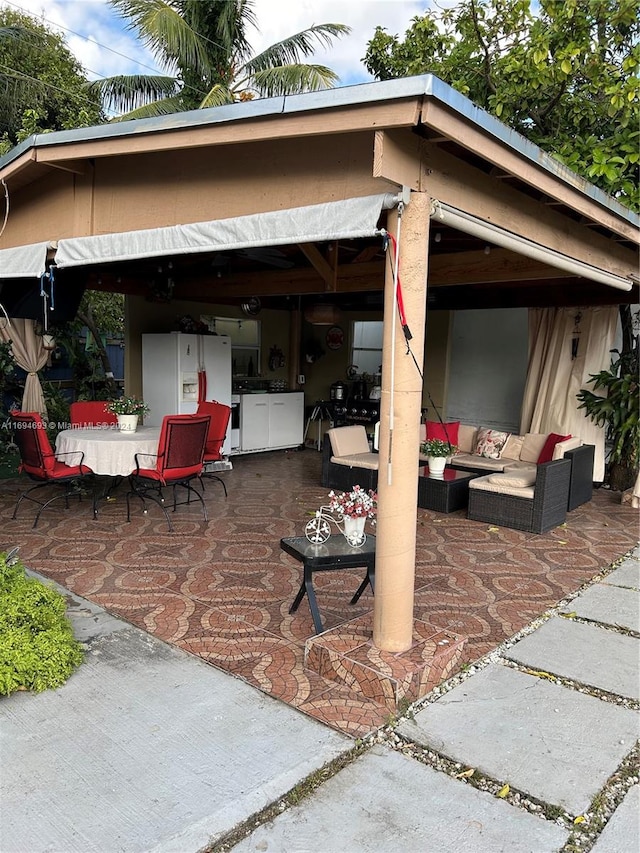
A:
321,423,592,534
420,423,595,512
466,458,572,534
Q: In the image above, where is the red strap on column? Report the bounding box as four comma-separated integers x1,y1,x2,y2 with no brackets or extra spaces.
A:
387,233,412,342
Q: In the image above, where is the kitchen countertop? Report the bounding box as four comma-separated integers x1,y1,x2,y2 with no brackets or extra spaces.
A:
234,389,303,395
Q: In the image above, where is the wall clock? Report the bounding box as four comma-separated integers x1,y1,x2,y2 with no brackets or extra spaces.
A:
325,325,344,350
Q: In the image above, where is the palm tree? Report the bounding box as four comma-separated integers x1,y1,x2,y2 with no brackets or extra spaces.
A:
87,0,351,120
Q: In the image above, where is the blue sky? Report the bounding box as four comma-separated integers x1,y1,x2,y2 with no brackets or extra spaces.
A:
3,0,434,102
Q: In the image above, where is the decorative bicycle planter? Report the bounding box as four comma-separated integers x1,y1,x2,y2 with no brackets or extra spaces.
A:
305,506,368,547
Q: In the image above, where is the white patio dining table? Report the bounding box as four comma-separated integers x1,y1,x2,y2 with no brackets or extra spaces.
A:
55,426,161,477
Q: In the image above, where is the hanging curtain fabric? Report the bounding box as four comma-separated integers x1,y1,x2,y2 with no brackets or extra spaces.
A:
520,306,618,482
0,317,50,418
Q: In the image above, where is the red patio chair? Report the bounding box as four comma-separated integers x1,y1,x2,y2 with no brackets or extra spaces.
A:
10,412,93,528
196,400,231,497
126,414,210,531
69,401,118,428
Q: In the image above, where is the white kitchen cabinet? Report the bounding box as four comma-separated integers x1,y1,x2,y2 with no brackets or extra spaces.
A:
269,393,304,449
239,392,304,453
240,395,270,452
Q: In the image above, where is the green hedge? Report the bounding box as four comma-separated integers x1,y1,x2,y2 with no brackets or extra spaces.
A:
0,552,83,695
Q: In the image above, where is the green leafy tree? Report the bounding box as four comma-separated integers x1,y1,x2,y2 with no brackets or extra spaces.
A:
54,292,125,401
87,0,351,120
0,9,103,154
363,0,639,210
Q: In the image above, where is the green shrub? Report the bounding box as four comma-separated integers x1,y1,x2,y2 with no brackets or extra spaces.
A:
0,552,83,695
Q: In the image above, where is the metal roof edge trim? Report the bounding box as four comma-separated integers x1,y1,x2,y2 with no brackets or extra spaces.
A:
0,75,636,227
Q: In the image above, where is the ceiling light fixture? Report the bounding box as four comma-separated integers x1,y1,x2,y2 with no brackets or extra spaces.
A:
303,303,342,325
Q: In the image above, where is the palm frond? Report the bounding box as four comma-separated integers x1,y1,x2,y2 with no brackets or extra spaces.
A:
211,0,254,61
109,0,213,75
106,94,186,122
198,83,236,109
245,24,350,73
86,74,178,113
0,25,26,41
249,65,340,98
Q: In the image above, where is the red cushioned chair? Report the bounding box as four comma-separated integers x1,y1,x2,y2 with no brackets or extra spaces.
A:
126,414,210,531
69,401,118,428
10,412,93,528
196,400,231,497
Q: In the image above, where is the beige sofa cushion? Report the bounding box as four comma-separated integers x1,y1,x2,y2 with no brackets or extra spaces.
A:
331,452,379,470
502,434,525,460
452,453,506,472
328,425,370,457
457,424,477,454
520,433,549,463
488,469,537,488
469,474,535,500
553,436,582,460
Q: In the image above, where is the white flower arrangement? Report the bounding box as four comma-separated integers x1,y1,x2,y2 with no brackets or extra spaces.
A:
105,396,150,417
327,485,377,519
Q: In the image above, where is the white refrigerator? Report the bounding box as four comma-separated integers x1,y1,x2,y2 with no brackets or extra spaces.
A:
142,332,233,454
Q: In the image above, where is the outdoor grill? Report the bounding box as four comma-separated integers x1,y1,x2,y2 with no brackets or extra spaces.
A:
342,398,380,425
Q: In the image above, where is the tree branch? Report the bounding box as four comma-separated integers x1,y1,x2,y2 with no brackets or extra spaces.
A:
470,0,496,95
76,306,118,397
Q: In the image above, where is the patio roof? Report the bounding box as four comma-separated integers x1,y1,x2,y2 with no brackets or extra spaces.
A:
0,75,637,315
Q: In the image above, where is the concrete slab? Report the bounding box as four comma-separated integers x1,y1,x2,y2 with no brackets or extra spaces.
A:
0,625,350,853
398,664,639,815
603,559,640,590
504,617,640,700
27,568,125,642
591,785,640,853
561,584,639,633
234,744,569,853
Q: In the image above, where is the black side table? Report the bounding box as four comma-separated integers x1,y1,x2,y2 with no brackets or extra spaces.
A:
418,466,478,513
280,535,376,634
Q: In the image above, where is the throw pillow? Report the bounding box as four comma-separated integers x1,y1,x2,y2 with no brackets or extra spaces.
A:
537,433,571,464
474,428,511,459
426,420,460,446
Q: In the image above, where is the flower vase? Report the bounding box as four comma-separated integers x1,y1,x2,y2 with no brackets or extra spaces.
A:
117,414,138,433
427,456,446,479
342,515,366,547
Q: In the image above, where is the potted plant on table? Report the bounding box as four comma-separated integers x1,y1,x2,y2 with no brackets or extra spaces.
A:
105,396,150,433
420,438,457,479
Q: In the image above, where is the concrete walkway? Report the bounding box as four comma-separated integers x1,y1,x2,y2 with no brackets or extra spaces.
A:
1,549,638,853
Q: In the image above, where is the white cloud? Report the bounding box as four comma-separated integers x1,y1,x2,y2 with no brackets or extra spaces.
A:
3,0,429,86
250,0,426,85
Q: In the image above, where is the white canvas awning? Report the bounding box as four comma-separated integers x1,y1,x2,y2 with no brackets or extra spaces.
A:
55,194,399,269
0,242,49,279
431,201,633,292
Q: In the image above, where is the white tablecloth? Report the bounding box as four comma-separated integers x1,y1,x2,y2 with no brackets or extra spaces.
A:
55,427,161,477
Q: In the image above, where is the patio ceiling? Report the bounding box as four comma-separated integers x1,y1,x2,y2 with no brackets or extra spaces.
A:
42,222,640,314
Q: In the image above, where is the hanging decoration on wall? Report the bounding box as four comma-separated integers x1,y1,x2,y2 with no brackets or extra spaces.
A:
268,345,285,371
241,297,261,316
325,325,344,350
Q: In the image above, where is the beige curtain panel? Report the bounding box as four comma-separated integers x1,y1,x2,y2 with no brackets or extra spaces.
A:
520,306,617,482
0,318,49,419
